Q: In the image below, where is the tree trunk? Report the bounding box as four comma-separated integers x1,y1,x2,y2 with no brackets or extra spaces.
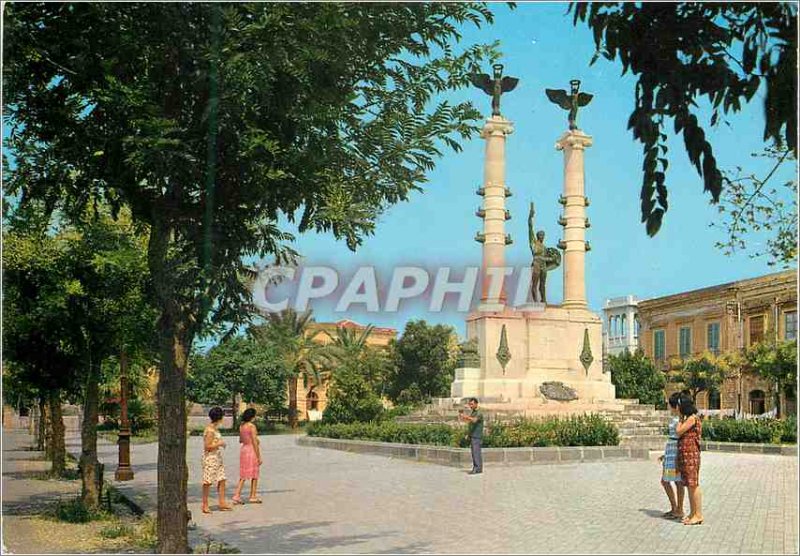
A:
155,309,191,553
37,396,47,452
48,390,66,476
288,377,298,429
148,210,192,553
80,359,102,508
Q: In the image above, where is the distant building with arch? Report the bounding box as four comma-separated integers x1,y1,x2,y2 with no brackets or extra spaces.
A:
602,295,642,358
635,270,797,415
296,319,397,421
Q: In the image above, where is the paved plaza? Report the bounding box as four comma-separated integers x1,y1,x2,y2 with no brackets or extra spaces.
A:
62,433,799,554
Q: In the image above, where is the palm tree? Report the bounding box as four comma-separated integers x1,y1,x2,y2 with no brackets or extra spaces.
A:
250,309,337,429
327,324,394,396
327,324,374,364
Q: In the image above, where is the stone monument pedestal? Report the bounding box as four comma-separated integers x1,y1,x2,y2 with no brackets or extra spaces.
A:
450,306,616,409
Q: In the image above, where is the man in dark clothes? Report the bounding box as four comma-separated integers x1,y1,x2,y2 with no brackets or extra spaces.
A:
459,397,484,475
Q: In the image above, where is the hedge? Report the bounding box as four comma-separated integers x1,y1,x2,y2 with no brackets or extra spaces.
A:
307,414,619,448
702,416,797,444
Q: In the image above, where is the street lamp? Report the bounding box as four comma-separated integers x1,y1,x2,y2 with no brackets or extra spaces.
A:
115,350,134,481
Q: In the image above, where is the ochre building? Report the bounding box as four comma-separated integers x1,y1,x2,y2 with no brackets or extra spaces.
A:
295,319,397,421
637,270,797,415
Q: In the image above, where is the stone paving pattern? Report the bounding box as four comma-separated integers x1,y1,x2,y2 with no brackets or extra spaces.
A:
66,432,799,554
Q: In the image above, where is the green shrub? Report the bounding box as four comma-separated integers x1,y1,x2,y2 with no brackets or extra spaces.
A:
308,421,459,446
379,404,415,421
781,416,797,443
308,414,619,447
607,349,666,408
702,417,796,444
484,415,619,448
54,497,106,523
99,398,156,434
322,367,385,424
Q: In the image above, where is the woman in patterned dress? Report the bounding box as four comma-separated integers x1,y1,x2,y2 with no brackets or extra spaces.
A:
659,392,685,519
201,407,233,514
232,408,263,505
676,393,704,525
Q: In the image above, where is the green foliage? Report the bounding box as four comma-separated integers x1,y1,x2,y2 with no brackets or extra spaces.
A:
3,224,86,397
249,309,339,427
322,323,395,424
712,146,797,266
4,3,501,549
54,497,107,523
388,320,459,402
481,415,619,448
396,384,426,405
3,204,157,425
607,349,667,408
308,414,619,447
308,421,460,446
99,398,157,434
745,339,797,390
381,404,416,421
4,3,500,337
250,310,338,383
188,336,287,413
703,417,796,444
328,325,394,396
671,351,734,401
322,366,385,425
571,3,797,236
781,416,797,443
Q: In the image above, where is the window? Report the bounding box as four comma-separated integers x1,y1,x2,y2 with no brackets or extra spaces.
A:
785,311,797,341
749,315,764,345
654,330,666,361
634,315,640,339
621,314,627,338
707,322,720,355
679,327,692,358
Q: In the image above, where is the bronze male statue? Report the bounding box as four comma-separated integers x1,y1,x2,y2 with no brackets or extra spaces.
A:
545,79,593,130
470,64,519,117
528,202,561,304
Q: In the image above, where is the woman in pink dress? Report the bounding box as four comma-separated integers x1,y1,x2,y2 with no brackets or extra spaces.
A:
232,408,262,504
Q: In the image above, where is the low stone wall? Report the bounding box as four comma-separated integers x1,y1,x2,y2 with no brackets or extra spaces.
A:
701,441,797,456
297,436,650,467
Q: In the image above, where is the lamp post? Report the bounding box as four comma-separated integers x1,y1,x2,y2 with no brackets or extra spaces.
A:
115,350,134,481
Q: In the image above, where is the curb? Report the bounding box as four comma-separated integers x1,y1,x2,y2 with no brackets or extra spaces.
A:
66,433,240,553
701,441,798,456
297,436,649,467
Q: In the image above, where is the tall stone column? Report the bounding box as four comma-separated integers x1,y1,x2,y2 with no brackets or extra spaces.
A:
475,116,514,309
556,130,593,309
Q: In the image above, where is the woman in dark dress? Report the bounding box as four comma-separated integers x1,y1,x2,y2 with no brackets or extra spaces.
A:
676,393,704,525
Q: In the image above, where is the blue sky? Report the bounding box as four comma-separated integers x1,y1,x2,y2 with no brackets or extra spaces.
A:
264,3,797,338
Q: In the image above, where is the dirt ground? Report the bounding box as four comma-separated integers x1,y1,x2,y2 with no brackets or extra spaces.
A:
2,430,154,554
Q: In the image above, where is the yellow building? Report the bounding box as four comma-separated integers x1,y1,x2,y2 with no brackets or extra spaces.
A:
295,319,397,421
637,270,797,415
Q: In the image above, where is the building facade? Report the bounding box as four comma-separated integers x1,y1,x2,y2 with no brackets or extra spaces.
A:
602,295,642,358
637,270,797,415
296,319,397,421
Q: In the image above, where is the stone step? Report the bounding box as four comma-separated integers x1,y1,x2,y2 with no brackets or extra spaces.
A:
619,434,669,449
619,429,665,437
617,420,666,427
